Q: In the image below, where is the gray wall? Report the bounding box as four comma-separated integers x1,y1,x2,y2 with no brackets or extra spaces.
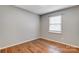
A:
0,6,40,48
40,6,79,46
0,5,79,48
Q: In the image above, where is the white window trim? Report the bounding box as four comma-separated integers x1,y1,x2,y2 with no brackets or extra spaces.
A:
48,15,63,34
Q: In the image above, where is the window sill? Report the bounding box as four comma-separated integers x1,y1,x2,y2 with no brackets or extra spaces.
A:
48,31,62,34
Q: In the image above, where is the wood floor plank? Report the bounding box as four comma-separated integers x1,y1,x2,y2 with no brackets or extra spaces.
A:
0,38,79,53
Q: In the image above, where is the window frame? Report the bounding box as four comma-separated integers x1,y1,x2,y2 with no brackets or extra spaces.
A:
48,15,63,34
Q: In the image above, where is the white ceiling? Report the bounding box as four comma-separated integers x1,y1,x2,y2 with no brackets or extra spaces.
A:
15,5,75,15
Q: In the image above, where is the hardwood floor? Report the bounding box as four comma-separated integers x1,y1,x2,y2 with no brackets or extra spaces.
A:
0,38,79,53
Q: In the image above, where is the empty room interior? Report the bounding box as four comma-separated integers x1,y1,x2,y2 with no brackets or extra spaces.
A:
0,5,79,53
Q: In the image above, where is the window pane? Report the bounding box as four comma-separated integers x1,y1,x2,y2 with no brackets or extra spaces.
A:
49,24,61,32
49,15,61,24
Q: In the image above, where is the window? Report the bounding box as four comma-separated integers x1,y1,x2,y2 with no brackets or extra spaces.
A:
49,15,62,33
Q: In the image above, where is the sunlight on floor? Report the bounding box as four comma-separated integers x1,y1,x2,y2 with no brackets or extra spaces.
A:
48,45,61,53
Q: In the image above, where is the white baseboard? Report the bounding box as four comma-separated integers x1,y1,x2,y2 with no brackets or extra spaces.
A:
0,37,38,50
40,36,79,48
0,36,79,50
